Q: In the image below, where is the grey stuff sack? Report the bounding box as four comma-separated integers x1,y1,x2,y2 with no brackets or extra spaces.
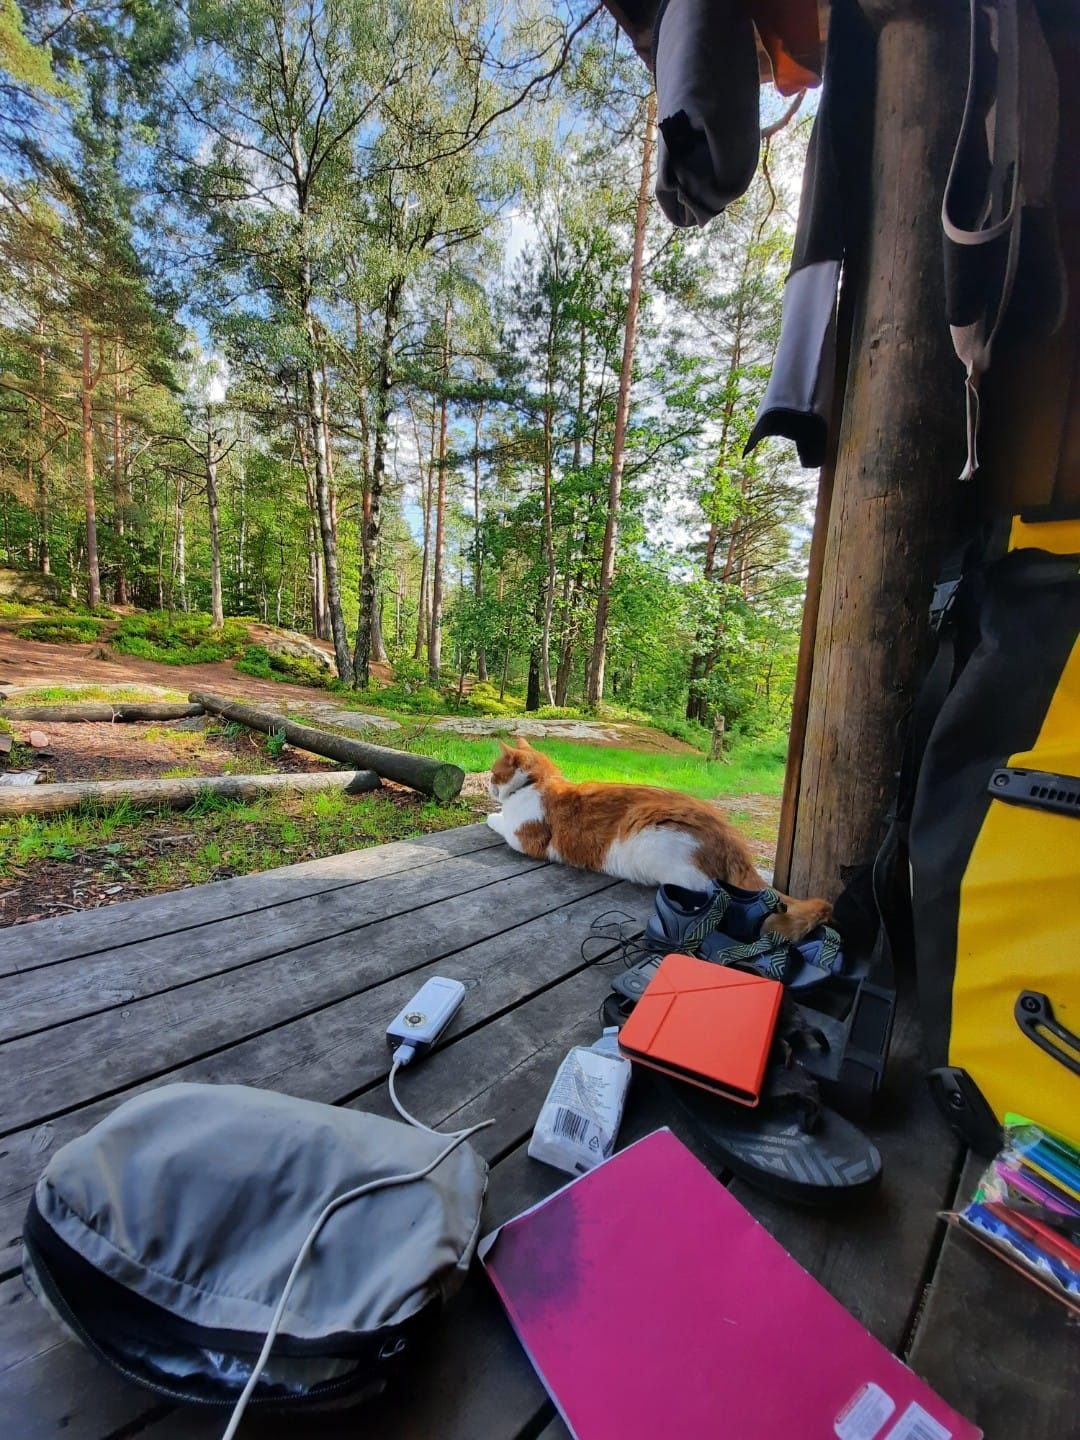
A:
22,1083,488,1410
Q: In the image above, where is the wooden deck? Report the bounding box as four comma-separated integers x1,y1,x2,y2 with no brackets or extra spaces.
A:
0,823,1074,1439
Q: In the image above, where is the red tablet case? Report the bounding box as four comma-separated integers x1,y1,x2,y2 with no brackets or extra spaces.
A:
616,950,782,1105
481,1129,982,1440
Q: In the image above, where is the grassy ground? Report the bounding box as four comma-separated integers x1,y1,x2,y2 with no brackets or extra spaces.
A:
1,683,189,704
0,669,787,923
0,788,474,923
373,729,788,800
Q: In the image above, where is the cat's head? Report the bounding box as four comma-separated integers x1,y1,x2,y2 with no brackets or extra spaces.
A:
488,738,559,801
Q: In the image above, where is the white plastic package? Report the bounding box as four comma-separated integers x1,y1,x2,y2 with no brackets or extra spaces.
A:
528,1028,631,1176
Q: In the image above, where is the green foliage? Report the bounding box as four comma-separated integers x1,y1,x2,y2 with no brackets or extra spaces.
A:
267,652,330,687
354,657,445,714
0,0,812,754
463,681,521,717
237,641,333,688
18,615,104,644
235,643,272,679
266,726,287,758
113,611,250,664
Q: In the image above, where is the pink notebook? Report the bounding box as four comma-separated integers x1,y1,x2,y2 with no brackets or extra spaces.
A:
480,1129,981,1440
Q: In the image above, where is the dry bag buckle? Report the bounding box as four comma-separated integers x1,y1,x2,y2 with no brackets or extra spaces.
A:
928,577,961,633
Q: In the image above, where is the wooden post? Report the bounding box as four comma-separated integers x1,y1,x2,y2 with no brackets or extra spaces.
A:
785,2,969,901
709,713,726,763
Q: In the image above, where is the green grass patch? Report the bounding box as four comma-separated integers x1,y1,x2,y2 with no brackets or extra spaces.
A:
1,683,188,705
18,615,104,644
390,729,787,799
528,737,788,798
0,786,473,892
113,611,250,665
144,725,206,750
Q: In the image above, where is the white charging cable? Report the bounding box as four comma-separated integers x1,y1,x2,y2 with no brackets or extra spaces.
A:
220,1053,492,1440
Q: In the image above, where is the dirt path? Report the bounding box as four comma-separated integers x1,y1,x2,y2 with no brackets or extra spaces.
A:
0,624,337,708
0,628,700,752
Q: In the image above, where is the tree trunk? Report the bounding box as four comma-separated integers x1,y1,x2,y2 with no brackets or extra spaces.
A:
414,412,435,661
35,312,49,576
80,327,101,609
429,303,452,684
539,402,557,707
191,692,464,800
113,340,127,605
371,587,387,663
4,703,206,722
304,355,352,680
355,282,402,686
588,89,656,707
175,476,188,611
236,464,246,610
472,406,487,682
0,769,380,818
784,2,968,899
206,421,225,629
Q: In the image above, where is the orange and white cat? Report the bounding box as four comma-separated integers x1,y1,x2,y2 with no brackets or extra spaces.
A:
487,738,830,942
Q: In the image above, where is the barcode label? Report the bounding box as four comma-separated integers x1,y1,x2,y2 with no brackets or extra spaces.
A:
553,1107,590,1145
835,1382,895,1439
884,1404,951,1440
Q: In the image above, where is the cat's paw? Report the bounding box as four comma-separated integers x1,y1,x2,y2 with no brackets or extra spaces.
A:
764,897,832,942
486,812,505,836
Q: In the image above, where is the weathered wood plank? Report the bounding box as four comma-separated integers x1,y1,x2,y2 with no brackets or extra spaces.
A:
0,843,538,1041
0,822,500,974
0,897,648,1439
727,984,962,1352
0,882,647,1272
905,1151,1080,1440
45,1031,689,1440
0,1275,171,1439
0,861,612,1134
534,1417,572,1440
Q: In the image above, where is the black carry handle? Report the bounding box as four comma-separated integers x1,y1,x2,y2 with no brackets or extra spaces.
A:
988,767,1080,819
1015,991,1080,1080
828,980,895,1122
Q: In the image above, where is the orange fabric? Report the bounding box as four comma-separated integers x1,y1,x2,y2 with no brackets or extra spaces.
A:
753,0,823,95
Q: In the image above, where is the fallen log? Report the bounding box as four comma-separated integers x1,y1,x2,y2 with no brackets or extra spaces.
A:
189,691,465,802
0,703,206,723
0,769,380,817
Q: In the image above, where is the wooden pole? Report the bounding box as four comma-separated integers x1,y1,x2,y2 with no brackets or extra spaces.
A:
2,704,206,723
189,692,465,802
709,713,726,762
0,769,379,817
786,1,968,900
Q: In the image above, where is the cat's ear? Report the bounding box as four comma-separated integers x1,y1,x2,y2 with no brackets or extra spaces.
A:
516,736,532,750
497,739,514,755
